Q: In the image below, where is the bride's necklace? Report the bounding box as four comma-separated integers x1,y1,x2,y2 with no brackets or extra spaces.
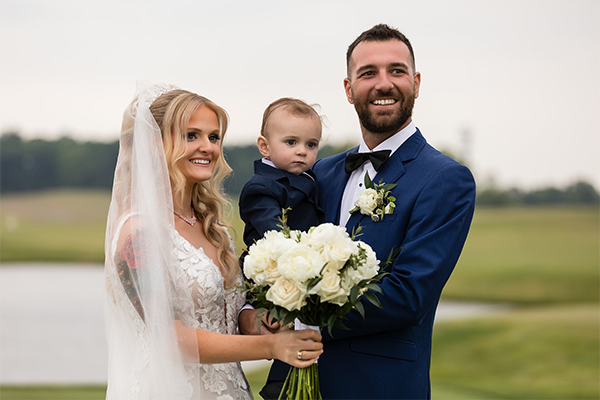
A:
174,210,197,226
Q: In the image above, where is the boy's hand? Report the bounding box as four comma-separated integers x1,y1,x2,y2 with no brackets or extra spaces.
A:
239,308,281,335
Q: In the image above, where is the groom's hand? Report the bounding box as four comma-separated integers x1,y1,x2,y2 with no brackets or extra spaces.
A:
239,309,281,335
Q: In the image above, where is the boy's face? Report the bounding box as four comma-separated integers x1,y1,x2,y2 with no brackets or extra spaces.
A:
257,108,321,175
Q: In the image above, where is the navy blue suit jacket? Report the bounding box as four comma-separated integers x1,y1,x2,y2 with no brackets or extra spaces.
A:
239,160,324,251
311,129,475,399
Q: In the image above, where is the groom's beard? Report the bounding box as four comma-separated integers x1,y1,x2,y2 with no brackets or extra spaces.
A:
354,88,415,135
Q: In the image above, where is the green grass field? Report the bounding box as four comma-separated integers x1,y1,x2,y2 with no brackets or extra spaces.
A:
0,190,110,262
1,190,598,399
444,206,599,304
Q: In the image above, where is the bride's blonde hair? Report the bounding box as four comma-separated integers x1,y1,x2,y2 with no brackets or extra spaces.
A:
150,89,238,285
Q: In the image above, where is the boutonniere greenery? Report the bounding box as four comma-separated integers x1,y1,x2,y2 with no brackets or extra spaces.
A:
350,172,397,222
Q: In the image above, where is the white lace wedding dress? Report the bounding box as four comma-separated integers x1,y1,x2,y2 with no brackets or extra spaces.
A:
171,229,252,400
105,218,253,400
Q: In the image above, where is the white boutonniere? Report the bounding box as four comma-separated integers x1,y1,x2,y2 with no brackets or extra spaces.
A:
350,172,397,222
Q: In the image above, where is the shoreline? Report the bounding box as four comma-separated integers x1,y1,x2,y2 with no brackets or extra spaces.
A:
0,263,508,384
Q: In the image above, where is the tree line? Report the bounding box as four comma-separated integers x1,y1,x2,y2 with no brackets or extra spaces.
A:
1,133,598,206
0,133,347,197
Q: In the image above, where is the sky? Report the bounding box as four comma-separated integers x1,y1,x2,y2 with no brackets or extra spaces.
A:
1,0,599,190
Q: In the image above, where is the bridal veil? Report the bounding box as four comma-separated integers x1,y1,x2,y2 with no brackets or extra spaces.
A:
104,81,201,399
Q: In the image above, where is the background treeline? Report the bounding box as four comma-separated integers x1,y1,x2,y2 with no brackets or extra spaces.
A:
1,132,598,205
477,181,599,206
0,133,349,197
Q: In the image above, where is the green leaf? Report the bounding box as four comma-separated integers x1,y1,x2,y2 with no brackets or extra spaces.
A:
364,171,373,188
255,308,268,333
364,290,383,308
306,275,323,292
282,312,296,326
270,307,283,322
276,207,292,237
350,224,363,240
350,286,360,304
334,319,349,330
366,283,383,293
383,247,402,268
354,300,365,319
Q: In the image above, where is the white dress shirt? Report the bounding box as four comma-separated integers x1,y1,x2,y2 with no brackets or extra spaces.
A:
338,121,417,227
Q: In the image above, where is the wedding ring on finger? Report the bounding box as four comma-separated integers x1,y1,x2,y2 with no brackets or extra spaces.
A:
297,350,303,360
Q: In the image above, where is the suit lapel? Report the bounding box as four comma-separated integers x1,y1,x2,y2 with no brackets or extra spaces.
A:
372,129,426,185
255,160,323,212
345,130,426,232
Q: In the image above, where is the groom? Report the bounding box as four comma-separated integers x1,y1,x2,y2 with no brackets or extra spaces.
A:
312,24,476,399
247,24,476,399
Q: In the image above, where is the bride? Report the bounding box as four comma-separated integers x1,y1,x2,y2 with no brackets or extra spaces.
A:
104,81,322,399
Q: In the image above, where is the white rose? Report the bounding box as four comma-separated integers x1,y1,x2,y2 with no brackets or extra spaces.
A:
264,230,298,259
243,243,271,285
343,241,380,286
290,230,308,243
309,267,348,306
277,244,326,284
266,278,307,311
305,223,356,270
260,263,282,286
244,230,296,285
307,223,348,243
356,188,379,215
320,236,357,271
361,242,380,272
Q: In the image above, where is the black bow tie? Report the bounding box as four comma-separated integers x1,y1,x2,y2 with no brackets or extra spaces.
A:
344,150,391,173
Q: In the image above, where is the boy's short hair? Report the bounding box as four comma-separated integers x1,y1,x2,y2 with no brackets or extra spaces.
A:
260,98,321,137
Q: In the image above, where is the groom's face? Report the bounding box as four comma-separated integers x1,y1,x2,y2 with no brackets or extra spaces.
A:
344,39,421,142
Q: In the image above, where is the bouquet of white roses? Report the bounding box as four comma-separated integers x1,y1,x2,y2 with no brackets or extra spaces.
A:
243,209,390,399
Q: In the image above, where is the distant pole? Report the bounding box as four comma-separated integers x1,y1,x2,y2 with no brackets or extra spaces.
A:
460,127,472,168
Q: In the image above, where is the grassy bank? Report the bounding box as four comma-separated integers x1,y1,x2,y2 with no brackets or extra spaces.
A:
431,303,599,399
0,190,110,262
443,206,599,303
0,385,107,399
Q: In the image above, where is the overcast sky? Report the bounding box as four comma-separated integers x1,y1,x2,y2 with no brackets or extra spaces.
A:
1,0,598,189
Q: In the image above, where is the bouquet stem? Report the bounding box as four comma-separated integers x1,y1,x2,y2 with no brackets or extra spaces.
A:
278,363,321,400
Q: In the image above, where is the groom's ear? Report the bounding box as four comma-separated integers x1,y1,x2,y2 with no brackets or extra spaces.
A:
257,136,270,158
413,71,421,99
344,78,354,104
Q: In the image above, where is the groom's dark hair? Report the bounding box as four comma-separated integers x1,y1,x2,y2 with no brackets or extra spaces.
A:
346,24,416,77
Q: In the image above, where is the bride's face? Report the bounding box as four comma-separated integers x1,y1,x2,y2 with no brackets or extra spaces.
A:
177,105,221,185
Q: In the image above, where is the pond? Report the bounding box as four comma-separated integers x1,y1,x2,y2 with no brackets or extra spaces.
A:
0,264,508,384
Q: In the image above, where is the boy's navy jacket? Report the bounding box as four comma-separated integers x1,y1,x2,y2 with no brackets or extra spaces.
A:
239,160,324,249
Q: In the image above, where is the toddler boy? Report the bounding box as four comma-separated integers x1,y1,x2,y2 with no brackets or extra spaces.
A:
239,98,325,248
239,97,326,400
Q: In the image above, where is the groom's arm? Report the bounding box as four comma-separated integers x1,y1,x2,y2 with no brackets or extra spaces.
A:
327,163,476,339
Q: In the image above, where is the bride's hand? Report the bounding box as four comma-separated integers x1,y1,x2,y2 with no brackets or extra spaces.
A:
271,329,323,368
